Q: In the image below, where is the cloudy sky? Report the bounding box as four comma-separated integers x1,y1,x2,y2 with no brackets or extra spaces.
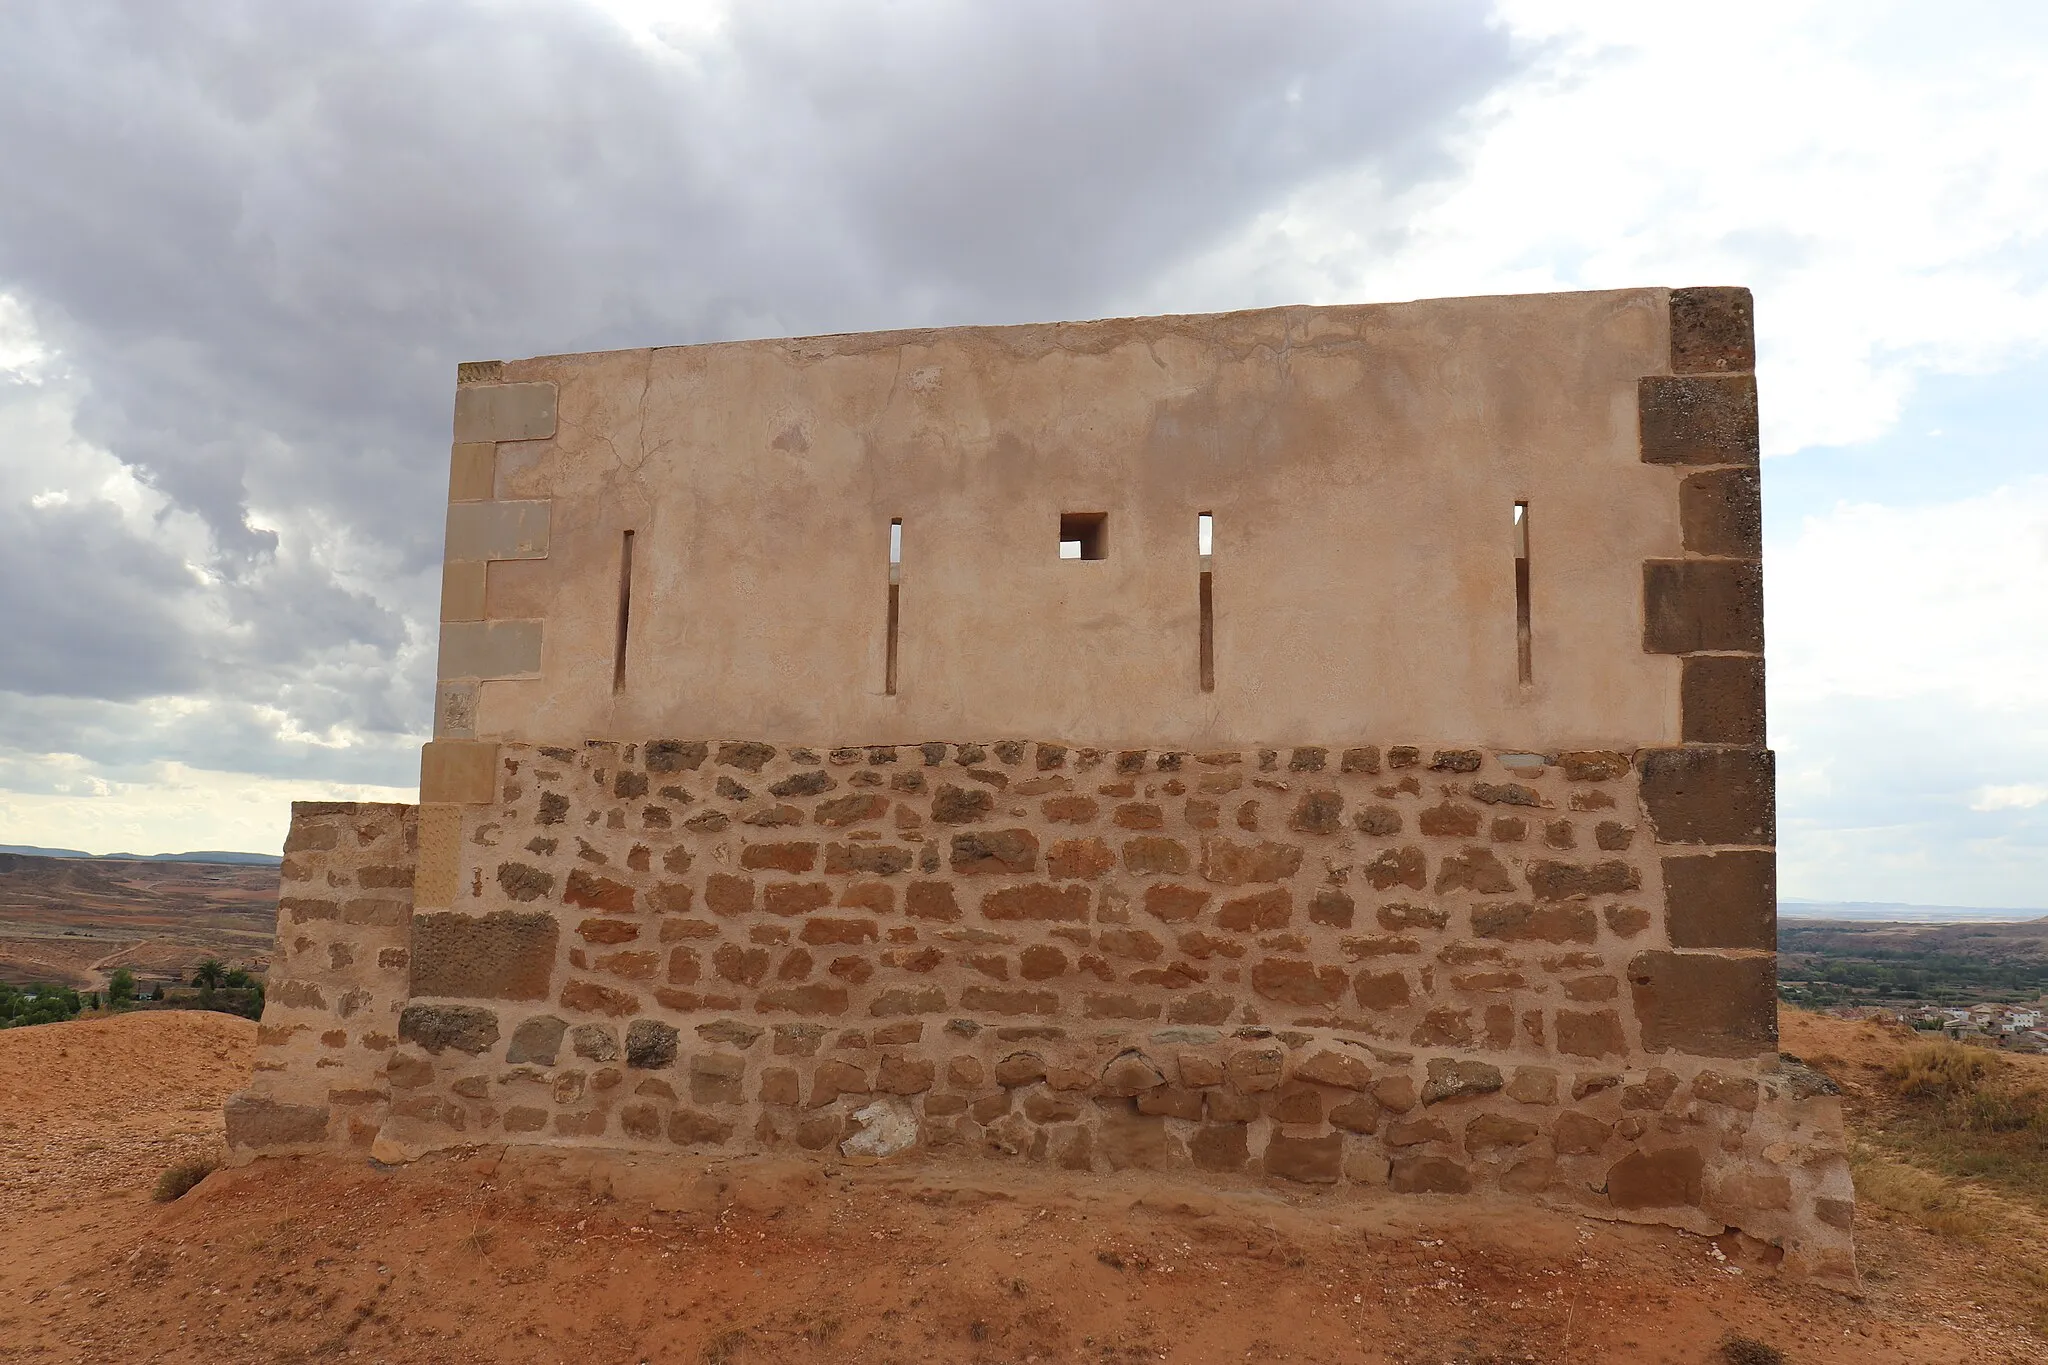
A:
1,0,2043,906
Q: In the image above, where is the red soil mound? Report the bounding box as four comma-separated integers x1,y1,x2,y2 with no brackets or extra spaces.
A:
0,1009,2041,1363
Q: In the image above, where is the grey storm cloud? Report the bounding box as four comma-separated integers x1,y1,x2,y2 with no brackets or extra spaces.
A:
0,0,1523,782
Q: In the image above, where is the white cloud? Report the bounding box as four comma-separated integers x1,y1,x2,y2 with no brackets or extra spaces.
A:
1149,0,2048,459
0,758,415,856
1975,785,2048,813
1768,478,2048,710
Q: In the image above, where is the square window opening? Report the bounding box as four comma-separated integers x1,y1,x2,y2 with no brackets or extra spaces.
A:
1059,512,1108,561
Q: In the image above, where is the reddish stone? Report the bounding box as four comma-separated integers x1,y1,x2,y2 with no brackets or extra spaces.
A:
1288,790,1344,835
824,843,914,876
961,985,1059,1016
816,793,889,827
1555,1009,1628,1058
1167,992,1236,1025
705,873,754,917
1123,836,1193,876
1470,901,1598,944
1198,836,1303,885
763,882,832,916
982,883,1090,922
1265,1132,1342,1184
905,881,962,921
755,984,850,1015
1353,970,1411,1010
1047,837,1115,880
800,917,878,945
1143,884,1210,922
1217,887,1291,932
1084,993,1161,1020
1390,1156,1473,1194
741,841,819,872
1019,944,1069,980
564,869,635,912
1435,847,1517,895
951,829,1039,874
1363,847,1426,891
1417,803,1479,838
559,979,641,1017
1250,959,1346,1006
1607,1147,1705,1209
870,987,946,1016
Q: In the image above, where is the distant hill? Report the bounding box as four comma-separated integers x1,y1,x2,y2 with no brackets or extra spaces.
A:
1780,899,2048,923
0,845,281,868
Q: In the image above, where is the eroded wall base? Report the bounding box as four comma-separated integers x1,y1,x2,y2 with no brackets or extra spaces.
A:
231,744,1853,1290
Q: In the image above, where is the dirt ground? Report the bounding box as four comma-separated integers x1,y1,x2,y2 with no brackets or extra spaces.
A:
2,1011,2044,1364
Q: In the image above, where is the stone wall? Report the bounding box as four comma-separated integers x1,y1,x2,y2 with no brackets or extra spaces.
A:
225,802,416,1155
227,286,1853,1287
237,739,1852,1287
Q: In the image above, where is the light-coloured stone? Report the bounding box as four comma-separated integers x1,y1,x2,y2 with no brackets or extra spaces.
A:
840,1097,919,1160
452,382,557,443
445,499,552,562
448,442,497,502
438,620,543,681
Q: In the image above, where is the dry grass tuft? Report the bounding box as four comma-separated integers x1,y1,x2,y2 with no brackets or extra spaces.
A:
1719,1334,1785,1365
1850,1148,1995,1241
701,1327,750,1363
152,1153,219,1203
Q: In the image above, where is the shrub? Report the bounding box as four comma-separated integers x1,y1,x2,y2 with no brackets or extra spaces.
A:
153,1154,220,1202
1890,1041,1994,1101
0,983,84,1028
108,967,136,1005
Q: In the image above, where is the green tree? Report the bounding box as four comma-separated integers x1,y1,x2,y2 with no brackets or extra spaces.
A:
108,967,136,1006
223,966,251,989
192,958,226,1004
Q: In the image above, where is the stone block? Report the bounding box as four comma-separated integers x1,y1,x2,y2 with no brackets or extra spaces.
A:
1198,836,1302,885
452,382,556,443
447,442,496,501
397,1003,499,1055
1293,1048,1372,1090
411,911,558,1001
1664,850,1775,950
224,1094,330,1150
505,1014,567,1065
444,499,551,562
1638,747,1774,846
438,619,544,680
1642,560,1763,654
981,883,1089,922
439,560,487,623
1607,1146,1705,1209
420,741,500,805
951,829,1038,874
1422,1059,1503,1105
1264,1132,1341,1184
1668,286,1754,374
1189,1123,1249,1172
1682,655,1766,746
1638,374,1758,466
1629,950,1777,1057
627,1020,680,1069
1554,1010,1627,1058
1389,1156,1473,1194
1679,468,1761,557
1250,959,1346,1006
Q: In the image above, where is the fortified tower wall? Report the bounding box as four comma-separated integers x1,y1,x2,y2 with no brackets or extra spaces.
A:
226,287,1855,1286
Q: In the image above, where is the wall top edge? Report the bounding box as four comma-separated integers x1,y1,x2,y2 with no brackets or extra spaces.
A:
484,285,1711,374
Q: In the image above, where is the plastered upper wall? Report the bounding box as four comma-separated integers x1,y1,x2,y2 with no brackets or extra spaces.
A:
440,289,1694,750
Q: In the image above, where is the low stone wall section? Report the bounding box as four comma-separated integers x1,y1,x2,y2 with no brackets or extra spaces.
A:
225,801,416,1156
